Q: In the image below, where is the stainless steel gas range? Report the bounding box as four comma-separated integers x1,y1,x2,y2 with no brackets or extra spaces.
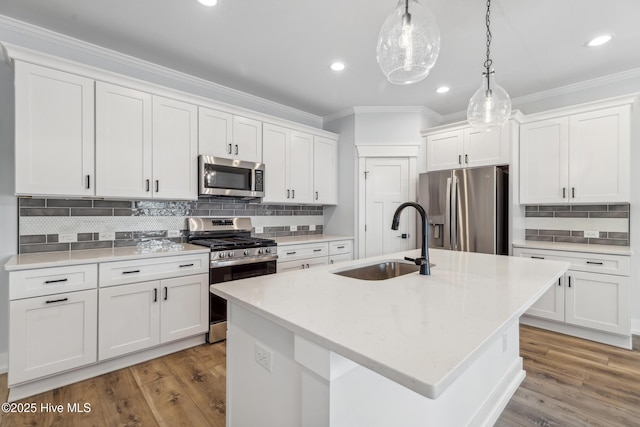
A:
187,217,278,343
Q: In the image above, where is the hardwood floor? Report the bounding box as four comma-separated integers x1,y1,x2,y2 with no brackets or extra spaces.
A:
1,326,639,426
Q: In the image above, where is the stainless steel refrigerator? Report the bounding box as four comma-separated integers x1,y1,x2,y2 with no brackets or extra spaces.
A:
418,166,508,255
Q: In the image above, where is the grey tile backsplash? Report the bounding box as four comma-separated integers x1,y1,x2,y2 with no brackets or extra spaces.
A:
524,204,630,246
18,197,324,254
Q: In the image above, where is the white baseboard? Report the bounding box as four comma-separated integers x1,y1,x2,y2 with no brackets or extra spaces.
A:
0,352,7,374
631,318,640,336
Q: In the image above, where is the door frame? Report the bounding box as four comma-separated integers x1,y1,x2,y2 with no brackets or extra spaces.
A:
357,145,419,259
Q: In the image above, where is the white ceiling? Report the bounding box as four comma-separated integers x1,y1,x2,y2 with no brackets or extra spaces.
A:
1,0,639,118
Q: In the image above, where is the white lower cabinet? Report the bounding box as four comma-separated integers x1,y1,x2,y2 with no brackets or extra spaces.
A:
513,247,630,340
9,289,98,385
278,239,354,272
98,273,208,360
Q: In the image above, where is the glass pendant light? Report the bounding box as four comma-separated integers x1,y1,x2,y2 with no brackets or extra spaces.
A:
376,0,440,85
467,0,511,131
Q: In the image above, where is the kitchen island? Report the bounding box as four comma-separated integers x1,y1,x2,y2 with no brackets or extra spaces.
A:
211,248,569,427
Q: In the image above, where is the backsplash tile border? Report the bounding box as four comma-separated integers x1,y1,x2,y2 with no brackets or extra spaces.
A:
18,196,324,254
525,203,630,246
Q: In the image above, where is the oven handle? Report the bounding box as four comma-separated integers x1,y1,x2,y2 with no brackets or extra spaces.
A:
210,254,278,268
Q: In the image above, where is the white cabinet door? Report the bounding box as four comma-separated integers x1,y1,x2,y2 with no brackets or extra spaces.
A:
262,123,289,203
98,281,160,360
233,116,263,163
160,274,208,343
96,82,153,199
519,118,569,204
565,271,630,335
152,96,198,200
426,130,464,172
569,106,630,204
463,127,508,168
198,107,233,157
313,136,338,205
9,289,97,385
14,61,95,197
525,276,565,322
329,253,353,265
289,131,314,203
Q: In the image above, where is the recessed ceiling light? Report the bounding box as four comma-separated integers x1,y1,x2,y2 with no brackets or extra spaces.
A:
330,62,346,72
587,34,613,47
197,0,218,7
436,86,450,94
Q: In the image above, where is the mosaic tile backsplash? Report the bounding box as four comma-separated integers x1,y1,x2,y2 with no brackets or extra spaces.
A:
18,197,324,254
524,204,630,246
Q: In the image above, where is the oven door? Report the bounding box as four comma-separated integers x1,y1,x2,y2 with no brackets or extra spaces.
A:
199,155,264,198
208,259,277,343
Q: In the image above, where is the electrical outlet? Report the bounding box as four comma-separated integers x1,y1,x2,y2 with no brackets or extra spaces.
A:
255,342,273,372
584,230,599,238
99,231,115,241
254,226,264,234
167,230,180,238
290,225,298,232
309,225,316,231
59,233,77,243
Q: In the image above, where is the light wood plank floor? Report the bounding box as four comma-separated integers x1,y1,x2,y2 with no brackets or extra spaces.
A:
1,326,639,426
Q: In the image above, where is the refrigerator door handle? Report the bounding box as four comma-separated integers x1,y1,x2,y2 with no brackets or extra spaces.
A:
451,176,459,251
444,177,452,250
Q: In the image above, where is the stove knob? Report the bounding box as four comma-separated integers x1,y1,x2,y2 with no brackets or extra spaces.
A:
218,252,225,259
244,249,249,256
265,247,271,254
228,251,235,258
258,248,264,255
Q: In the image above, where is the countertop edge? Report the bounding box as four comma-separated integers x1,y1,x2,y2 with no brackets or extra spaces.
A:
275,235,354,245
512,240,633,256
4,244,211,271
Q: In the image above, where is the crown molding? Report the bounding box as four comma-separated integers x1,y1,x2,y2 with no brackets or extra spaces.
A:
356,144,420,158
0,14,323,128
323,105,443,124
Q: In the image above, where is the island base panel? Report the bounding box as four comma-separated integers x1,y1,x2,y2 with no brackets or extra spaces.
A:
226,303,525,426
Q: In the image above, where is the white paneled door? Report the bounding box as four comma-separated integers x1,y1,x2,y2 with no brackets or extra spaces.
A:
364,158,413,258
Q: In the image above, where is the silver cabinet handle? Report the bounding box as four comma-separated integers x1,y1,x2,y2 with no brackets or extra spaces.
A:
337,245,345,249
465,154,469,164
315,191,319,200
155,180,159,192
586,261,603,265
228,144,232,154
86,175,91,189
287,189,290,199
562,187,566,198
46,297,68,304
286,251,297,255
531,256,545,259
122,270,140,274
306,263,310,268
568,276,572,288
292,189,295,199
458,154,462,165
164,287,168,301
153,288,158,302
179,263,194,268
235,144,239,155
146,179,150,192
572,187,575,198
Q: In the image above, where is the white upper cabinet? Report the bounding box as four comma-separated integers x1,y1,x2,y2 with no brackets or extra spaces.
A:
96,82,197,200
152,96,198,200
313,136,338,205
198,107,233,157
96,82,153,198
262,123,313,204
425,123,509,172
233,116,263,163
198,109,262,163
520,104,630,204
14,61,95,197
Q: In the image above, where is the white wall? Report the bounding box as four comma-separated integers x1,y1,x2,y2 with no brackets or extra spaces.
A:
0,59,16,365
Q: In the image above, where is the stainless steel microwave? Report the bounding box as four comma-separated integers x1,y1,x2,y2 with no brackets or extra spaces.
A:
199,156,265,198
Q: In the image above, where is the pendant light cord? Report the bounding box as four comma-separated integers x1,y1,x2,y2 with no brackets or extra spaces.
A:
484,0,493,91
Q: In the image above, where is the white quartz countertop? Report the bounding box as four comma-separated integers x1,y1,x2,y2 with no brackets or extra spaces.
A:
211,249,569,399
4,243,210,271
275,235,354,245
513,240,633,256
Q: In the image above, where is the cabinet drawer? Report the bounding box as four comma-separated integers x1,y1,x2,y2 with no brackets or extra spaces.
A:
513,248,629,276
99,253,209,287
278,257,328,273
9,264,98,300
278,242,328,262
329,240,353,256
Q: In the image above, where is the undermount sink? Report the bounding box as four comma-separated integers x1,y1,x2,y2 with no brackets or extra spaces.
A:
333,260,435,281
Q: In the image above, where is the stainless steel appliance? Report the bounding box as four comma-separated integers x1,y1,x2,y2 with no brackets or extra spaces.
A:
187,217,277,343
418,166,507,255
199,155,265,198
